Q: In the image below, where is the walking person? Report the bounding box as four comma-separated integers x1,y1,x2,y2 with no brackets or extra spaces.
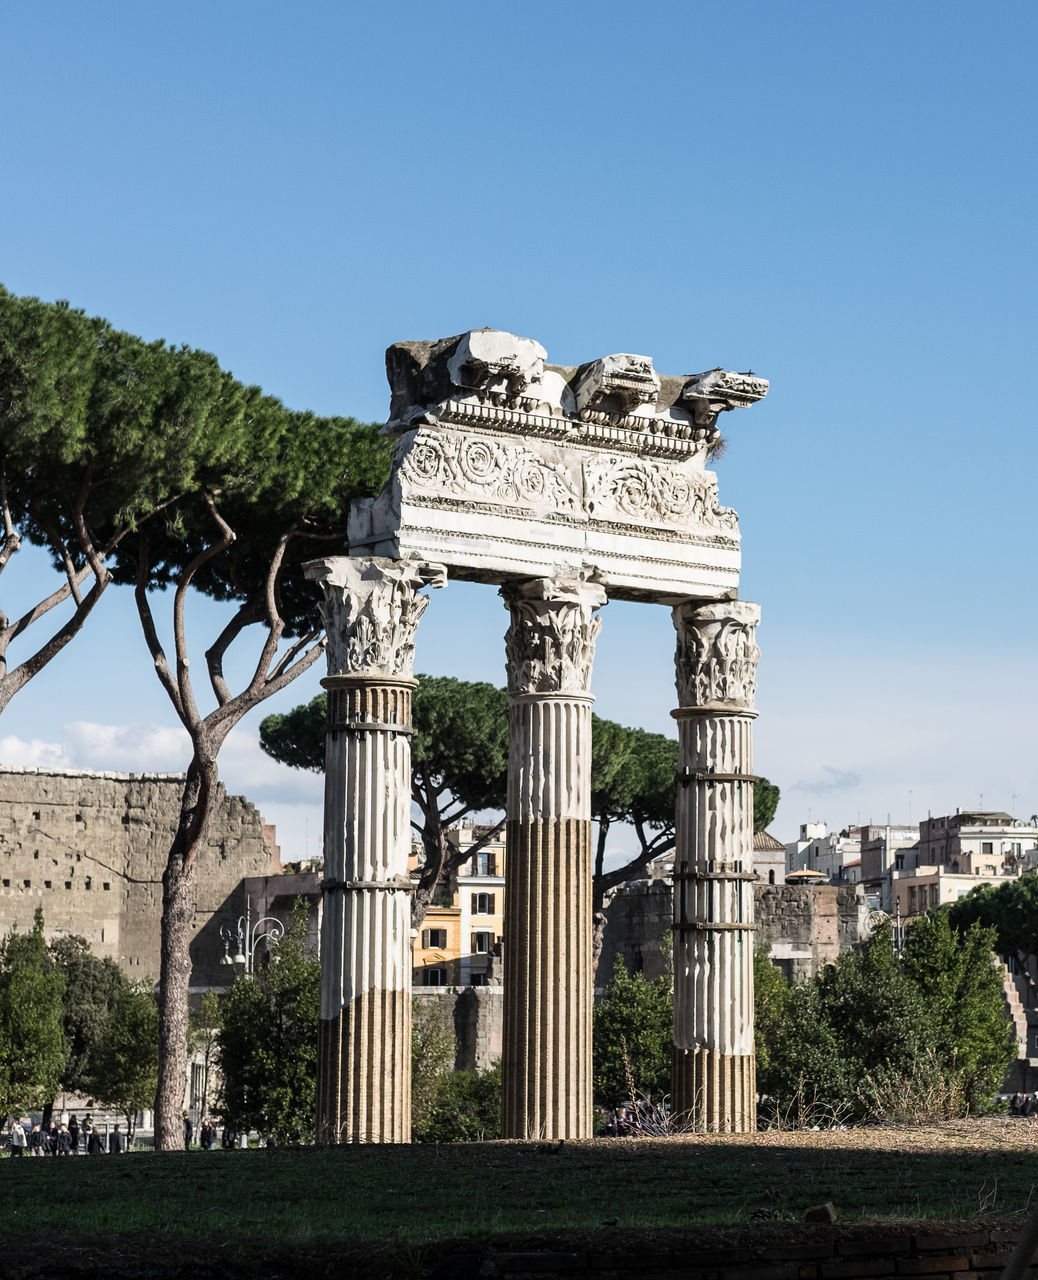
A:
56,1124,72,1155
68,1113,79,1154
108,1124,125,1155
182,1110,193,1151
87,1124,104,1155
29,1124,43,1156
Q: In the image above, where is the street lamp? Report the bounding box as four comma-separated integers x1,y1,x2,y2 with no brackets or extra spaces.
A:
220,897,285,974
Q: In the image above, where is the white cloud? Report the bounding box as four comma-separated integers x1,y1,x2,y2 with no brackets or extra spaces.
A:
62,721,191,772
0,735,73,769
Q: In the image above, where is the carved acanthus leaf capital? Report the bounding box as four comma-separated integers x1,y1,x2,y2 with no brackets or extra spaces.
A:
502,573,607,696
305,556,446,679
672,600,760,710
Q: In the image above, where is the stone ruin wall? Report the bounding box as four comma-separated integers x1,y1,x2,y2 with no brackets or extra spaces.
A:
0,768,279,987
599,878,872,987
413,987,504,1073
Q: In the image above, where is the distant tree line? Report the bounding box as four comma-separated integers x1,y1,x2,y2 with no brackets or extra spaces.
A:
593,911,1014,1124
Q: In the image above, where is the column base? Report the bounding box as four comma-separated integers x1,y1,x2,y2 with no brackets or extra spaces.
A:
316,989,411,1143
672,1047,756,1134
502,818,592,1141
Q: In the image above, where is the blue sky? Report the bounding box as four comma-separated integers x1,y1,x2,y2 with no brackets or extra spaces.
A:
1,0,1035,855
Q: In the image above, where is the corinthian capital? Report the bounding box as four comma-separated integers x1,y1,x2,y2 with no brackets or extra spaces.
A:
305,556,446,679
672,600,760,710
501,573,607,696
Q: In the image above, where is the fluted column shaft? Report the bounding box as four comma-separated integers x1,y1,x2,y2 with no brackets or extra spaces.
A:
305,555,445,1144
671,600,760,1133
501,574,606,1139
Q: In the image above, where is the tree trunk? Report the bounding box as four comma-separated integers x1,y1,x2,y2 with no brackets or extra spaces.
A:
591,902,608,984
411,825,450,932
155,850,196,1150
155,759,214,1151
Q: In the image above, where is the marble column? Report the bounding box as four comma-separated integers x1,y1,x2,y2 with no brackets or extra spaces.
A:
670,599,760,1132
500,573,606,1140
305,555,445,1144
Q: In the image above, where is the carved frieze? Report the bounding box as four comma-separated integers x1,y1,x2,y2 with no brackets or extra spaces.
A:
672,600,760,710
583,456,738,532
399,431,580,512
304,556,447,679
502,573,607,696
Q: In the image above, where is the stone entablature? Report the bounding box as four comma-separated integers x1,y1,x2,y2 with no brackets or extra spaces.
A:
0,768,278,985
348,329,767,603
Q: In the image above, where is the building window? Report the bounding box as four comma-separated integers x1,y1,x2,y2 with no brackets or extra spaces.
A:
472,892,495,915
422,928,447,950
470,973,487,987
44,881,52,889
472,931,493,954
908,887,917,912
930,886,939,906
474,852,497,877
424,967,447,987
982,842,993,856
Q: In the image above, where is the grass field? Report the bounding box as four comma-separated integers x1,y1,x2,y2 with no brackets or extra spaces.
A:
2,1119,1037,1274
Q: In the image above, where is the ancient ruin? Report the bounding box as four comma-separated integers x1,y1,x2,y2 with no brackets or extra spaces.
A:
310,329,767,1141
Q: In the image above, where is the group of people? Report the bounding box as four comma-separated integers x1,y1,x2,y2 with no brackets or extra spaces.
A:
8,1112,255,1155
183,1112,224,1150
1009,1091,1038,1116
7,1112,126,1156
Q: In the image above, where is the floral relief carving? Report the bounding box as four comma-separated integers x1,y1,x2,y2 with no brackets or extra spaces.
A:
672,601,760,709
584,457,738,531
502,574,607,696
400,431,580,512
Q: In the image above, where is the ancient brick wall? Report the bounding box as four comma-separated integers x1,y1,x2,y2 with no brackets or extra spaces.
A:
0,768,278,986
755,883,872,983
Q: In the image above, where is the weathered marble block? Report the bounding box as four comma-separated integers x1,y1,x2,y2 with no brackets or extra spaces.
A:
348,329,767,605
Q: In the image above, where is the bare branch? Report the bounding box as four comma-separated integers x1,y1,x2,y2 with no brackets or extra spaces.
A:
133,535,183,719
0,465,21,575
0,571,109,714
171,494,236,727
267,627,321,684
238,532,292,697
204,598,262,706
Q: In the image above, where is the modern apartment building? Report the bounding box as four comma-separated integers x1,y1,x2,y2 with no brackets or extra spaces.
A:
411,825,506,988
